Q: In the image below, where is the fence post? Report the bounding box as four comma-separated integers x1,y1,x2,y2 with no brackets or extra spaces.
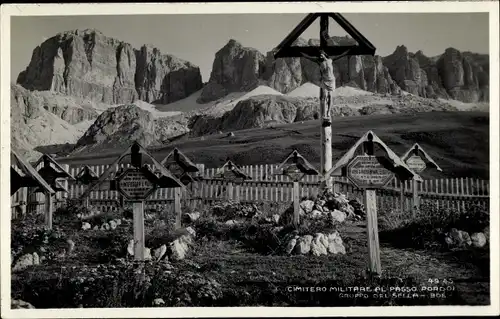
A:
365,188,381,274
174,187,182,229
44,191,53,230
227,182,233,201
412,178,419,217
399,179,405,214
133,201,145,261
293,181,300,228
20,187,27,217
235,184,240,202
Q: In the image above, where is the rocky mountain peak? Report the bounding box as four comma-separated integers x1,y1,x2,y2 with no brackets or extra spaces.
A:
414,50,426,58
197,39,266,103
17,30,203,105
393,45,409,56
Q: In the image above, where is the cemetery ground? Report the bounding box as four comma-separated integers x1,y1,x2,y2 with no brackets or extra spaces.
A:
11,194,490,308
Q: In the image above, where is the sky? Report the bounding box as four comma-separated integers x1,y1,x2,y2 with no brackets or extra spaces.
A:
10,13,489,83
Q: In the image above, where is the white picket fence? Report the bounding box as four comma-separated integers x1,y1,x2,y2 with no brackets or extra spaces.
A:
11,163,490,218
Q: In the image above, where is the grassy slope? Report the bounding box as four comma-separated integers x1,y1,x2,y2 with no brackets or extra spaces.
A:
58,111,490,179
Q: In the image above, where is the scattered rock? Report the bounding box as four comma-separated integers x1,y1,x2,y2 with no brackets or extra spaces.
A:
93,226,99,230
448,228,472,247
179,234,194,246
327,231,346,255
153,244,168,261
183,212,200,223
444,236,454,246
225,220,237,226
152,298,165,306
66,239,75,255
272,214,280,225
185,226,197,238
170,237,189,261
127,239,134,256
471,232,487,248
310,210,323,219
285,238,297,254
32,252,40,266
300,200,315,215
313,204,324,213
311,234,328,256
144,248,152,261
109,220,117,230
330,209,347,223
13,253,34,272
81,222,91,230
11,299,35,309
116,219,122,226
295,235,313,255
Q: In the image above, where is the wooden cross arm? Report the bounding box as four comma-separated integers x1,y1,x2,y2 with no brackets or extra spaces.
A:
274,45,375,59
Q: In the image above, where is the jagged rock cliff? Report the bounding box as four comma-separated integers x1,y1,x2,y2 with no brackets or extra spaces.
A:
201,37,488,103
72,104,189,154
201,37,401,102
135,45,203,104
198,39,267,103
17,29,203,105
436,48,489,102
188,89,458,137
190,95,318,135
10,84,97,160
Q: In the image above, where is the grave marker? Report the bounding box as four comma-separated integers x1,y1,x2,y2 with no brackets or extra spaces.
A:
81,141,184,261
273,12,375,191
116,168,157,200
400,143,443,216
33,154,75,229
11,151,56,225
325,131,421,275
346,155,394,189
215,159,251,202
160,148,201,228
75,165,99,208
275,150,319,227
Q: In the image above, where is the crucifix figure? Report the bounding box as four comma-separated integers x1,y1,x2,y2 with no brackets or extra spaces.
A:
300,49,335,125
298,27,352,191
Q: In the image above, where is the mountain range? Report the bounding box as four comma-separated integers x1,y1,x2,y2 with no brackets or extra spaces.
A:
10,29,490,160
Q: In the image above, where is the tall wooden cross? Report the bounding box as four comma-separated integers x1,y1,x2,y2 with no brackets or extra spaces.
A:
273,13,376,192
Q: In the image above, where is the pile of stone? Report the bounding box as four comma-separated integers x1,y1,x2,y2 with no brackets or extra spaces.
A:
281,192,365,225
81,218,122,231
444,227,488,249
126,227,197,262
283,231,346,256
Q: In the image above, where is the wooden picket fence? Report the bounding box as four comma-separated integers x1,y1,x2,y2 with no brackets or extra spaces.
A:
12,163,490,218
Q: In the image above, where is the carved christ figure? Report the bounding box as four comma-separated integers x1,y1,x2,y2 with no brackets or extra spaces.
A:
300,49,335,123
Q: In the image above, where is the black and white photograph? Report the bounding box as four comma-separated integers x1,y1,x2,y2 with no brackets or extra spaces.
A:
1,2,499,317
